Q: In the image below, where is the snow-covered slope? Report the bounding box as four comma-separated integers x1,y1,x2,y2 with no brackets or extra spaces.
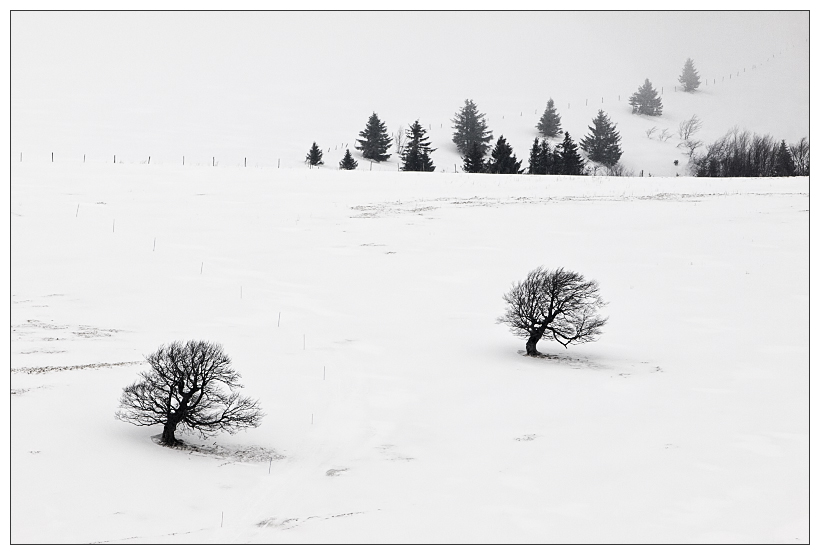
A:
11,11,809,176
11,164,808,543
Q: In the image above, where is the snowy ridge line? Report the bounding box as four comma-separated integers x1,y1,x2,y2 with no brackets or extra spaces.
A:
11,360,144,374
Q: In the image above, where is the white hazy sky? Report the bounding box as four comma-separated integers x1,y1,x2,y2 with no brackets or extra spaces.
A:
11,10,809,164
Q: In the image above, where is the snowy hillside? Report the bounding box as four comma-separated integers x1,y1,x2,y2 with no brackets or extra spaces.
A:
10,11,809,545
11,11,809,176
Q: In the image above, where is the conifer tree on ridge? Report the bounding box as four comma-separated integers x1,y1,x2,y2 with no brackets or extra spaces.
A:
678,58,701,92
555,132,586,175
486,136,522,174
629,79,663,116
401,120,436,172
306,142,324,166
526,138,555,175
580,110,623,168
461,142,486,173
339,148,358,170
536,98,562,138
774,140,796,176
452,99,494,156
355,112,393,162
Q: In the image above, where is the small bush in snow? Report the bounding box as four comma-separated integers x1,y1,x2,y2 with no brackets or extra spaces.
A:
498,267,607,356
116,340,263,446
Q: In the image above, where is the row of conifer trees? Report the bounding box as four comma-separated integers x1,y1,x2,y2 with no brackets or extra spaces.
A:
306,100,621,175
308,59,704,171
305,58,806,176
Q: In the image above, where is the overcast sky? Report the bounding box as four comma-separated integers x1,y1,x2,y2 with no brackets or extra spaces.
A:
11,11,809,163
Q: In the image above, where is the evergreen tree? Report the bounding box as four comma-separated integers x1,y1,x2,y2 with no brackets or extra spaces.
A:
452,99,493,156
306,142,324,166
537,139,555,175
401,120,436,172
527,138,555,175
774,140,796,176
580,110,623,167
355,112,392,162
461,141,485,173
486,136,522,174
678,58,701,92
339,148,358,170
536,98,562,137
527,138,543,175
629,79,663,116
555,132,586,175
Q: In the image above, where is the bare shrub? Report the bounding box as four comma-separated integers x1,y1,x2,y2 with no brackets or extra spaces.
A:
678,115,703,141
691,127,783,177
790,137,810,176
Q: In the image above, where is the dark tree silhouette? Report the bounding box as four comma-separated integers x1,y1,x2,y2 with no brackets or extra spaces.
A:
678,58,701,92
498,267,607,356
356,112,392,162
555,132,586,175
461,141,486,173
580,110,623,168
691,128,787,177
527,138,543,175
527,138,555,175
774,140,796,176
339,148,359,170
116,340,263,446
306,142,324,166
629,78,663,116
486,136,522,174
452,99,494,156
401,120,436,172
790,137,809,176
536,98,562,138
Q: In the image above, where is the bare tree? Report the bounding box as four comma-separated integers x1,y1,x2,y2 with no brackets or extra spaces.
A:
790,137,809,176
116,340,263,446
658,128,673,142
681,139,703,158
645,126,657,139
677,114,703,142
498,267,607,356
394,125,406,155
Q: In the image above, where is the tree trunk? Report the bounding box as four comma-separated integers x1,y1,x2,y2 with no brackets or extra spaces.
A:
525,331,543,356
161,420,179,446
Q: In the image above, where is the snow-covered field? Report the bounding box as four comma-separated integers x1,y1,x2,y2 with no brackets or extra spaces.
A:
11,163,808,543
